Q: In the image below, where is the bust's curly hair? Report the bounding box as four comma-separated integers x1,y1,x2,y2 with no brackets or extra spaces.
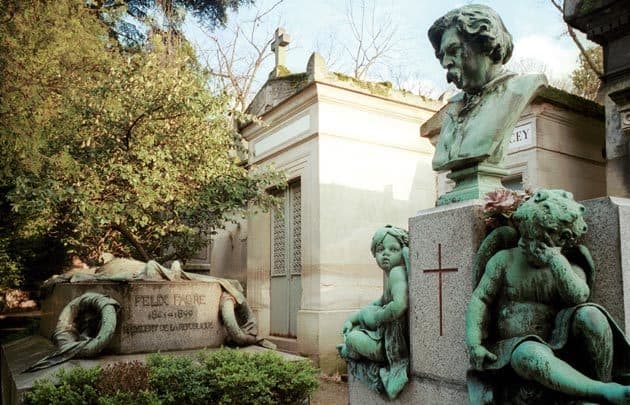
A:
370,225,409,257
428,4,513,65
513,189,588,249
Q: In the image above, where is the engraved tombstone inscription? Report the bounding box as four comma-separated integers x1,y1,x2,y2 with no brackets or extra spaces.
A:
40,282,227,353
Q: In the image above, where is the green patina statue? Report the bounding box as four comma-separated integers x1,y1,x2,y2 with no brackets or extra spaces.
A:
337,225,410,399
467,189,630,404
428,5,546,205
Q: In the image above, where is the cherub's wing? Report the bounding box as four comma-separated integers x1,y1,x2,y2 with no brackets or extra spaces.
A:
564,244,596,293
473,226,519,287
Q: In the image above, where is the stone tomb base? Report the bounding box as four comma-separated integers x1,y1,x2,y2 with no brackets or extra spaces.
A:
40,281,227,354
348,196,630,404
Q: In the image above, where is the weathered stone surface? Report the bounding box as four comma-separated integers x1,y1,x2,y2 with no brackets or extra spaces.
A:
564,1,630,198
408,200,485,385
2,336,56,405
348,374,467,404
1,335,304,405
40,281,227,354
582,196,630,333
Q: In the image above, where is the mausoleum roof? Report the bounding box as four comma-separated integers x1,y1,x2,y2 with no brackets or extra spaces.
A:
244,52,438,119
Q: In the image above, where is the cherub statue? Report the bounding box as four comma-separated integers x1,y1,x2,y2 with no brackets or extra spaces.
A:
337,225,410,399
467,189,630,404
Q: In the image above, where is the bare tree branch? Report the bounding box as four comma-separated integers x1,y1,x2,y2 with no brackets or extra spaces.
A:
112,223,151,261
340,0,398,80
549,0,604,77
196,1,283,112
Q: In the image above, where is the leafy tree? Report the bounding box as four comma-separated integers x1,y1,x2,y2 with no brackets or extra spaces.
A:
0,0,121,287
92,0,254,50
1,0,282,282
571,46,603,101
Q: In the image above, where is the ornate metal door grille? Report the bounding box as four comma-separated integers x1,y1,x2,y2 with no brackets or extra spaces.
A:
270,180,302,338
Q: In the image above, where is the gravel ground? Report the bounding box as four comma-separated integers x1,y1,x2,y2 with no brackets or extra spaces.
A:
310,375,348,405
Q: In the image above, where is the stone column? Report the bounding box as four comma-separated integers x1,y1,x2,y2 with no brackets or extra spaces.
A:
565,0,630,197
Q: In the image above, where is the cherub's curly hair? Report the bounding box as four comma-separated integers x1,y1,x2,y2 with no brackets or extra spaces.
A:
428,4,513,65
513,189,588,248
370,225,409,257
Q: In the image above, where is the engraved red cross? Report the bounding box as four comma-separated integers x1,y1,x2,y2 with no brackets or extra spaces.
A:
423,243,458,336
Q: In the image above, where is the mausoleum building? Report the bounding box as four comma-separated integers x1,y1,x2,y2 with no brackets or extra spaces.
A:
204,31,606,374
241,49,441,371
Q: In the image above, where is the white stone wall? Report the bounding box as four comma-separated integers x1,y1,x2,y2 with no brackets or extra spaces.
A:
241,80,439,372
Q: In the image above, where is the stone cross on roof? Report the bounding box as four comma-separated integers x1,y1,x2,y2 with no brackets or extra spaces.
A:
271,27,291,68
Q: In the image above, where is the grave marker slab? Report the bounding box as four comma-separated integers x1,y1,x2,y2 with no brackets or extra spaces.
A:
40,281,227,353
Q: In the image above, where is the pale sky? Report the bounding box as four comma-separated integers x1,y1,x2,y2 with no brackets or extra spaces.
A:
185,0,593,98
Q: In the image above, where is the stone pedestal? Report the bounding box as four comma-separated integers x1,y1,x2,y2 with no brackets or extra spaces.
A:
439,165,508,206
408,200,486,402
348,196,630,404
40,281,227,354
349,200,486,404
348,374,468,404
565,0,630,198
581,196,630,333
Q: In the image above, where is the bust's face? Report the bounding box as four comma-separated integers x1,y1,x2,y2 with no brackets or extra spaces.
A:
375,234,403,271
438,27,496,93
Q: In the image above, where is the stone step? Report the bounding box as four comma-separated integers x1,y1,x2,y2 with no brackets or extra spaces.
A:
0,311,41,329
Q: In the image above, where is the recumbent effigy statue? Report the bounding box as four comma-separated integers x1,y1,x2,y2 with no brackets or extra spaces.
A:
28,256,270,372
467,189,630,404
337,225,410,400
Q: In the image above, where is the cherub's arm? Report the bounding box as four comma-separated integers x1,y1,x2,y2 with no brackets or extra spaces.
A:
466,251,506,369
362,267,407,328
543,246,589,306
370,296,384,307
342,292,386,334
342,310,362,335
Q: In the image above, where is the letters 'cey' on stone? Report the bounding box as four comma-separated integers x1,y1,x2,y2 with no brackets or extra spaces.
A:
467,188,630,404
338,225,410,400
427,5,547,205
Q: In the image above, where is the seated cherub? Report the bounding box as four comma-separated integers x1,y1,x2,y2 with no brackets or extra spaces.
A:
337,225,410,399
467,189,630,404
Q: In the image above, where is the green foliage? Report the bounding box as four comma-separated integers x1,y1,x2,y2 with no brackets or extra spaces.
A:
26,350,318,405
97,391,162,405
1,0,283,267
25,366,101,405
94,0,254,49
571,46,603,101
0,236,22,291
149,350,319,404
0,0,121,279
200,349,320,404
147,354,212,404
96,361,151,396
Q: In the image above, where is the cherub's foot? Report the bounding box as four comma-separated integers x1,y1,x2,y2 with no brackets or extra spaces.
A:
602,383,630,405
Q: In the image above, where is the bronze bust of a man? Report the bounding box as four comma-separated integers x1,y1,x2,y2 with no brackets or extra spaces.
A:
428,5,546,203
